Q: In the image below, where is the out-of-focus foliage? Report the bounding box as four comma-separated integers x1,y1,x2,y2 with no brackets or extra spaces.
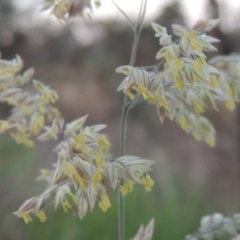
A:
0,55,60,147
41,0,101,21
131,219,155,240
186,213,240,240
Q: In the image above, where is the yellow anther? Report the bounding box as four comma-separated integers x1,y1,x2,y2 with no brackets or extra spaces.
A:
36,210,47,222
99,194,111,212
177,118,189,130
142,175,154,192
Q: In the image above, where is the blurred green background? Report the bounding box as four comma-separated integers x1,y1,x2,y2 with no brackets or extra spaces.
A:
1,0,240,239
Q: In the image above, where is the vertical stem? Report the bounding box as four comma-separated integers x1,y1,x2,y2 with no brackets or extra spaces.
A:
118,94,128,240
118,1,147,240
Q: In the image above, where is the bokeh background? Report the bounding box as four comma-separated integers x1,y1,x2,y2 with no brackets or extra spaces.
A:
1,0,240,239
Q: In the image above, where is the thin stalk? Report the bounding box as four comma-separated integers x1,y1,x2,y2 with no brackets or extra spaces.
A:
112,0,136,33
138,0,147,33
116,1,148,240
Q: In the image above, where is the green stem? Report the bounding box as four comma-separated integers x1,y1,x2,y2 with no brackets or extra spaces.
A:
118,1,148,240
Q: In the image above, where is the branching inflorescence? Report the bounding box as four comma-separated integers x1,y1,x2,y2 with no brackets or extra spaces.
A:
0,2,154,225
13,74,154,223
116,19,240,147
0,54,60,147
3,0,240,239
41,0,101,21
